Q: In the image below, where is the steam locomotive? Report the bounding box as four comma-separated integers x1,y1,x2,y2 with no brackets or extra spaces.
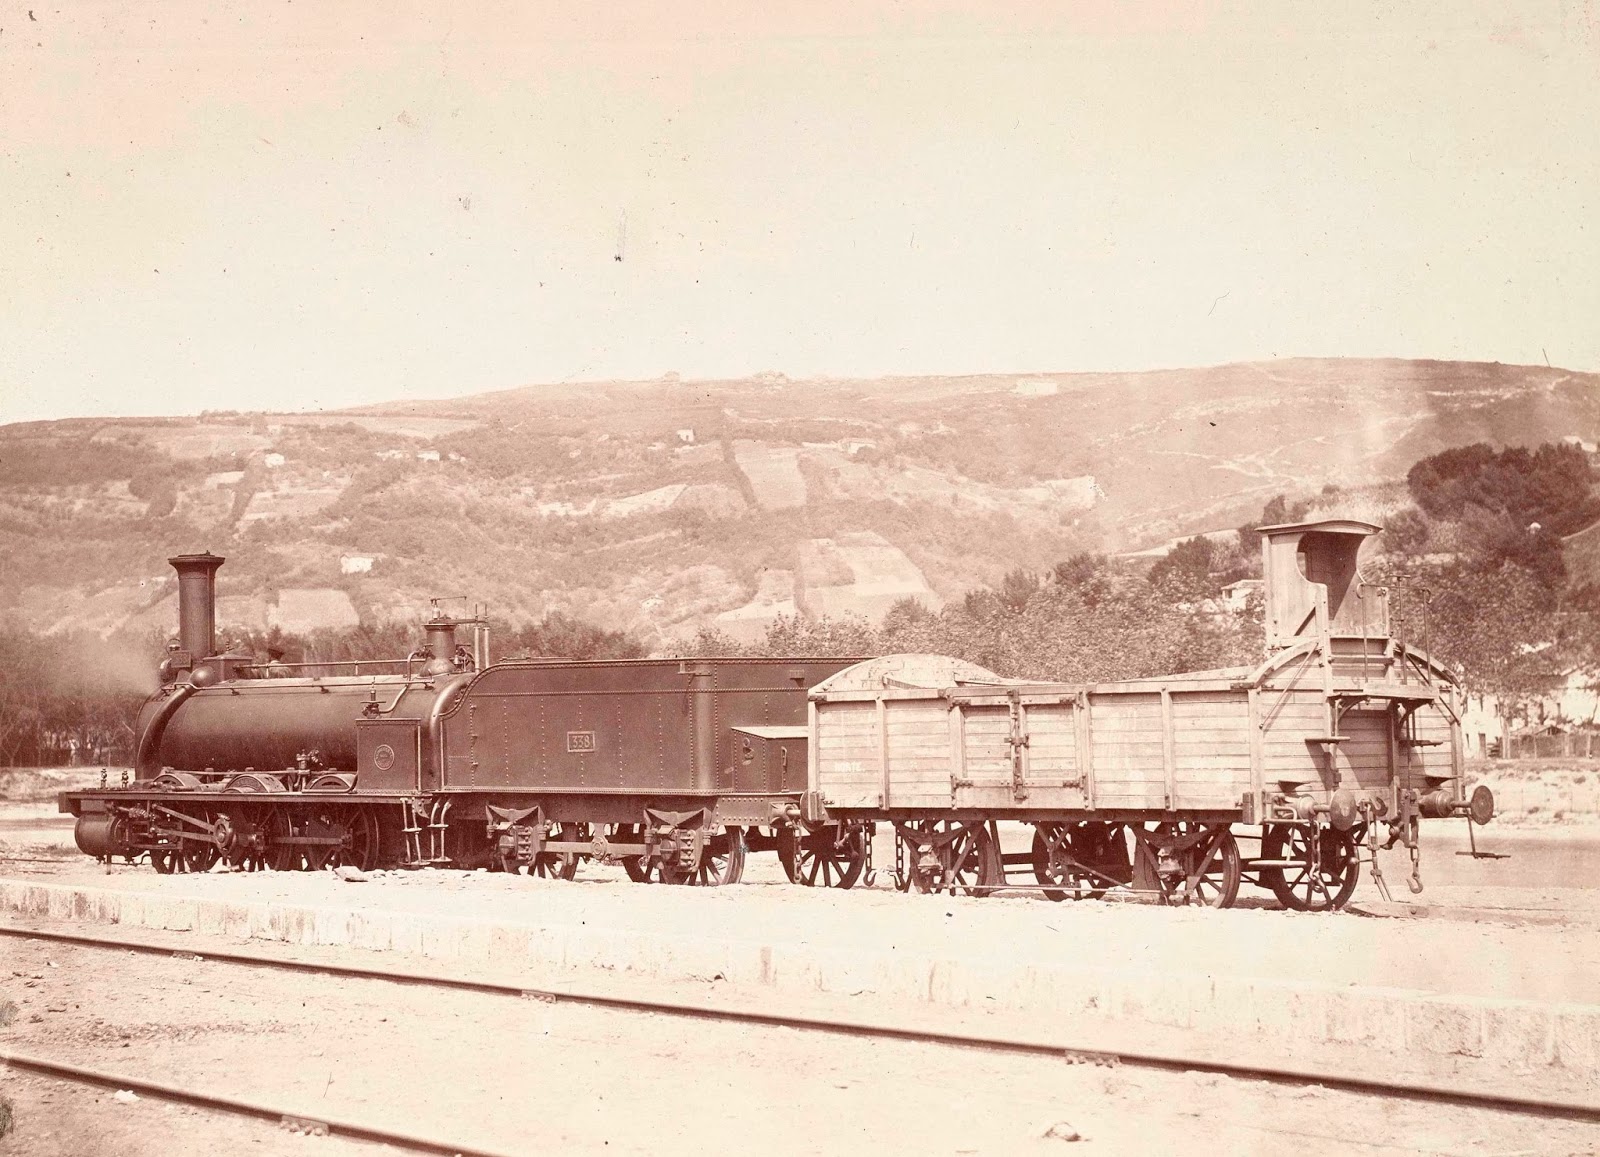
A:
61,520,1495,909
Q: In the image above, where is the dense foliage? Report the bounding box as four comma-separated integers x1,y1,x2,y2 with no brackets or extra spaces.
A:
688,556,1266,682
4,432,1597,765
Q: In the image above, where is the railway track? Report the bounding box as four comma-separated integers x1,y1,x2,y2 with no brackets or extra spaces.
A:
0,1045,519,1157
4,922,1598,1127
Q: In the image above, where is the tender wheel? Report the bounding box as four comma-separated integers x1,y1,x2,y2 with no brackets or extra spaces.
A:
779,823,868,889
690,826,746,886
608,824,654,883
1030,823,1110,902
530,823,586,880
894,820,1001,897
1260,824,1360,912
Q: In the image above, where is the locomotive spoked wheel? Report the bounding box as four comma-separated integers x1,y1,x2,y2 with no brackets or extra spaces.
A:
607,824,655,883
149,846,181,874
328,807,379,873
893,820,1001,897
1138,822,1241,908
214,813,267,872
688,826,746,886
1030,823,1109,902
180,809,220,873
779,822,868,889
1260,824,1361,912
262,809,302,872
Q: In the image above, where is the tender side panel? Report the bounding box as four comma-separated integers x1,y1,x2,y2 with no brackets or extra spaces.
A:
1169,691,1250,809
1086,692,1166,808
815,700,883,807
446,664,686,792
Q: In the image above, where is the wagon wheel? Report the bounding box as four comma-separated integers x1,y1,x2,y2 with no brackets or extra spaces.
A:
690,826,746,886
1140,822,1242,908
1261,824,1360,912
1175,824,1241,908
180,809,220,874
1030,823,1109,902
779,822,868,889
895,820,1000,897
329,807,379,873
530,823,587,881
608,823,654,883
262,808,302,872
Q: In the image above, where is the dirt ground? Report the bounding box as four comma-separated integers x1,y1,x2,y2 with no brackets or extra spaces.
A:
5,768,1600,1154
4,931,1599,1157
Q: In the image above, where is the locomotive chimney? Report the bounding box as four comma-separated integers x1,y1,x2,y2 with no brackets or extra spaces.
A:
169,553,224,660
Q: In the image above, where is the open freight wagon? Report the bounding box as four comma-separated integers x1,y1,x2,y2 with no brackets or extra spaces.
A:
797,520,1495,909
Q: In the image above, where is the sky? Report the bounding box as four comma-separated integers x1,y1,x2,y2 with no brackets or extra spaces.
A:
2,1,1598,424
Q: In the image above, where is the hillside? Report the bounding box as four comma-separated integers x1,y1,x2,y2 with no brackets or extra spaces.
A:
2,358,1597,645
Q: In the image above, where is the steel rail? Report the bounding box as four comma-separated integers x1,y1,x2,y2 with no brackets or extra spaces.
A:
0,1046,520,1157
4,923,1598,1125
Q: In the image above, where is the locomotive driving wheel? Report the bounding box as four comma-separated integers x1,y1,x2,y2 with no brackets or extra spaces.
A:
329,807,379,873
262,808,302,872
893,820,1001,897
1260,823,1361,912
149,846,180,874
180,809,220,873
779,822,868,889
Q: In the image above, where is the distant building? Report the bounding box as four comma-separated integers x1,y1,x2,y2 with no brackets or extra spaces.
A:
263,452,286,468
375,449,406,461
676,429,695,444
1219,578,1263,612
340,554,376,575
416,449,441,463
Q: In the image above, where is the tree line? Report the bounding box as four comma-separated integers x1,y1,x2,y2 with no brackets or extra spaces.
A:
4,440,1595,767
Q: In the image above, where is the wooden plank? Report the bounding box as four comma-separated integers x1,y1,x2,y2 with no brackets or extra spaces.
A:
1160,688,1176,810
1175,770,1251,787
1247,686,1263,819
1078,694,1096,810
877,696,890,808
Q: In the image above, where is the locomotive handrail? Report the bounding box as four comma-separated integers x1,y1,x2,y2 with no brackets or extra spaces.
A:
240,658,415,678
